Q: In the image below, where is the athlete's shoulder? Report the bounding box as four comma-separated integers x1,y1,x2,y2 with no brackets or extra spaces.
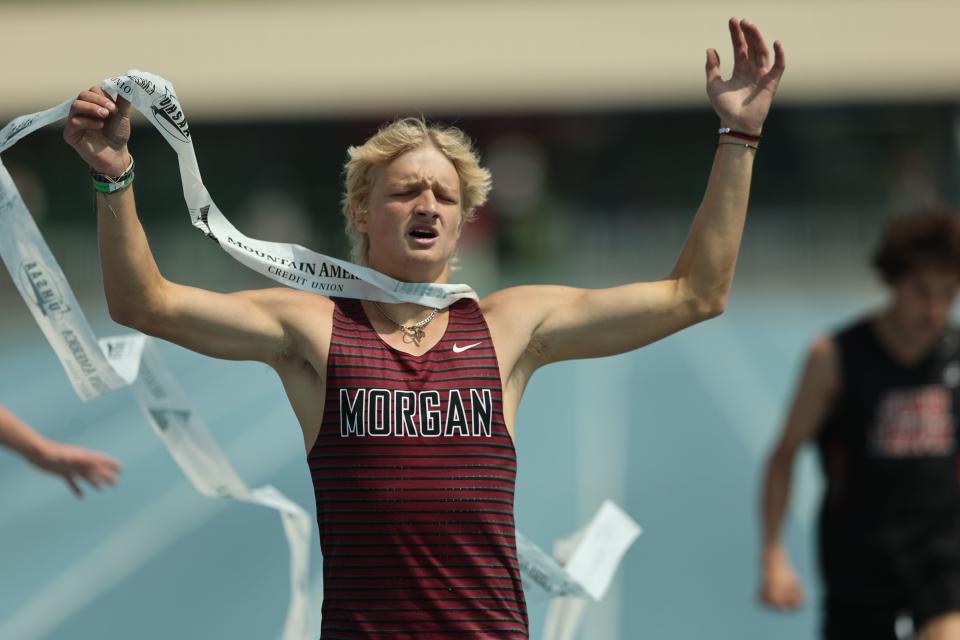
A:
239,288,336,355
832,315,872,341
805,333,842,394
479,284,572,316
809,333,839,362
242,286,334,316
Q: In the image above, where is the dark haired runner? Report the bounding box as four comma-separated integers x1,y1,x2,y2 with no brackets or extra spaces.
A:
761,209,960,640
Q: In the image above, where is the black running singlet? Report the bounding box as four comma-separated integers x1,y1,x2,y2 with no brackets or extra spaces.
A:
817,319,960,520
816,318,960,598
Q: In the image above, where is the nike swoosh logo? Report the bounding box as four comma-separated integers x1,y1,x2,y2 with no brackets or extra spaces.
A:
452,342,482,353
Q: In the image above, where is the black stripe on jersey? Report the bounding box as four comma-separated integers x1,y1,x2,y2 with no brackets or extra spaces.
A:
313,474,516,482
311,440,515,450
310,452,516,462
329,350,500,365
314,486,516,495
311,463,515,471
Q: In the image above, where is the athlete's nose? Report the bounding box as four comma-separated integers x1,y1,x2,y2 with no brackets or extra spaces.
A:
413,190,439,218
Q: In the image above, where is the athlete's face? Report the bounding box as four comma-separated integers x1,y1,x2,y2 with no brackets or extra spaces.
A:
891,266,960,344
359,144,463,281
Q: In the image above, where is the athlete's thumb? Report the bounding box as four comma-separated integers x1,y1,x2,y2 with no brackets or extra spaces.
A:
115,95,133,118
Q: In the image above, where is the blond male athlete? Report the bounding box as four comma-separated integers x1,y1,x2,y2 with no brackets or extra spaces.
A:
64,18,783,639
0,404,119,497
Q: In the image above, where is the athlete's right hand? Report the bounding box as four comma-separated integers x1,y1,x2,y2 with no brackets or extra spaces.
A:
63,85,132,177
27,438,121,498
759,551,805,610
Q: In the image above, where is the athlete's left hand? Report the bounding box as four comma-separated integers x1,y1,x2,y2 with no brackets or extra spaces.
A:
706,17,786,136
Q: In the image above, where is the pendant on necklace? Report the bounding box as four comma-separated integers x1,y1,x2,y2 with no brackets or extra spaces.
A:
402,326,425,347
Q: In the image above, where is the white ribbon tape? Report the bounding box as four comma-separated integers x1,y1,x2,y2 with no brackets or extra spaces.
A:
103,71,478,310
561,500,642,601
0,70,641,639
0,169,312,639
541,500,642,639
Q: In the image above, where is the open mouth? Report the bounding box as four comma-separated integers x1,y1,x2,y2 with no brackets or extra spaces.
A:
408,225,439,240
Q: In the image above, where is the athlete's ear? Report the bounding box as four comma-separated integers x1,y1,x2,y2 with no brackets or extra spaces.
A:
352,204,368,233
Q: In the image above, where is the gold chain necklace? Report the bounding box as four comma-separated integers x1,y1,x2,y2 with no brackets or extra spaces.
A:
372,302,440,347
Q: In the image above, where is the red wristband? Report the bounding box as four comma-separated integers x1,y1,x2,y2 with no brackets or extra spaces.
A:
718,128,762,143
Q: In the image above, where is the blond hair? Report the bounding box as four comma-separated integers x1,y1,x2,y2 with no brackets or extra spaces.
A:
341,116,492,264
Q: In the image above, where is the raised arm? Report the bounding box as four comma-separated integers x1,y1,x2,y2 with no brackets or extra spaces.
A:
0,405,120,497
63,87,328,366
759,335,839,610
485,19,785,371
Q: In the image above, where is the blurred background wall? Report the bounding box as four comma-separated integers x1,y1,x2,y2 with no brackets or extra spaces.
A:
1,1,959,639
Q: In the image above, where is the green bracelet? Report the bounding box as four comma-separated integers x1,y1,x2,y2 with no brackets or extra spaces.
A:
91,157,135,194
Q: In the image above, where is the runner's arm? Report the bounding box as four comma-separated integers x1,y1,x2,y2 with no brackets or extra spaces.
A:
66,87,321,365
759,335,839,607
0,404,52,464
488,19,785,369
488,139,755,367
96,184,316,363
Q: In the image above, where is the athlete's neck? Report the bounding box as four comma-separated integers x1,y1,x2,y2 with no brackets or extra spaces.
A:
371,300,446,326
873,311,941,366
367,255,452,290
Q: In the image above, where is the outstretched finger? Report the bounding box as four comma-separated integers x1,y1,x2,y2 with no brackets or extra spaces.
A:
741,19,770,69
64,474,83,498
728,17,748,66
705,48,722,86
771,40,787,75
82,448,122,468
95,464,120,486
81,471,104,490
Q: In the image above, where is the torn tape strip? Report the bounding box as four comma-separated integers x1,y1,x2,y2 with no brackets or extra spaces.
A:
103,70,479,309
0,166,312,638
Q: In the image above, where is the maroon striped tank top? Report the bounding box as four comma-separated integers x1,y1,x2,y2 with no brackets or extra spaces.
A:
308,297,529,639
